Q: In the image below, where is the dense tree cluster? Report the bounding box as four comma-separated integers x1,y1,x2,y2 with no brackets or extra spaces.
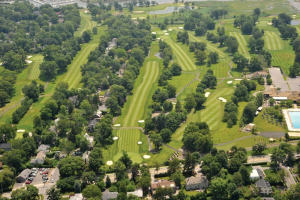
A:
176,31,189,44
248,27,265,52
272,13,297,40
234,8,260,34
182,122,213,153
241,93,264,124
0,69,17,107
159,40,173,68
184,11,216,31
210,9,228,20
12,98,33,124
158,63,182,86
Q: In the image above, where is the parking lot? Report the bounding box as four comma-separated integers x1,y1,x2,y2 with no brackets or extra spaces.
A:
269,68,289,92
2,168,60,199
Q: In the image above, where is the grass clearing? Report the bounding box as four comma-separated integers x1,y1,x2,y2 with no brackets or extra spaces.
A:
168,73,197,94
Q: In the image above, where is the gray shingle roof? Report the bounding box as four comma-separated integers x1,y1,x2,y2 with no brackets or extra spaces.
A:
256,179,271,189
0,143,11,149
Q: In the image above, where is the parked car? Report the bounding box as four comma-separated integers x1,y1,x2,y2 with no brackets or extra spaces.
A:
28,177,33,181
43,177,48,180
42,168,45,171
25,181,31,184
43,180,46,183
40,172,42,175
31,173,37,177
51,179,54,183
31,168,37,171
42,174,47,177
43,171,48,174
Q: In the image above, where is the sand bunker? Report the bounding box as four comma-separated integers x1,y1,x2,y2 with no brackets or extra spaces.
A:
178,27,183,29
164,33,169,35
157,38,161,40
205,92,210,97
138,141,142,144
163,30,167,32
172,102,176,105
113,137,119,140
151,32,156,34
131,18,137,19
138,120,145,123
267,22,273,25
227,81,233,84
235,79,242,81
255,22,258,24
114,124,121,127
218,97,227,103
133,11,144,13
17,130,25,132
106,161,113,165
27,56,32,59
25,60,32,64
168,29,173,31
0,62,3,66
143,155,151,159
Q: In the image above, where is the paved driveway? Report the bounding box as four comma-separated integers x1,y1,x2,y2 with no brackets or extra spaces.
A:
247,155,271,164
260,132,285,138
287,77,300,91
269,68,289,91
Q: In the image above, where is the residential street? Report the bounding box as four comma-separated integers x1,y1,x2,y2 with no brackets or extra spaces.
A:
247,155,271,164
281,164,297,188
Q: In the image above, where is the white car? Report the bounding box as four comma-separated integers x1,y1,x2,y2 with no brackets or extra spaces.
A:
51,179,54,183
40,172,42,175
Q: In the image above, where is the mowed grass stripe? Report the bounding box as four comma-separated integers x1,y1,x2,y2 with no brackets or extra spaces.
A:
128,61,159,127
264,32,272,50
166,41,190,70
63,43,98,88
123,61,159,127
172,42,195,70
117,129,140,152
29,61,41,80
189,34,226,57
266,31,276,50
230,32,250,59
270,31,282,50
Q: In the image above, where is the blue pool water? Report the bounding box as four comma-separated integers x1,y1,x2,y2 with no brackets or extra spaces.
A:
289,111,300,128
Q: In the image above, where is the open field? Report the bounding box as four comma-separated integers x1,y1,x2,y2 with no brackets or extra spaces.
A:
102,129,149,164
27,55,43,80
177,80,200,101
168,73,198,94
264,31,283,50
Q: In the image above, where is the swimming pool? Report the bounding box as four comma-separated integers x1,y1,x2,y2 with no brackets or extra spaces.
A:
289,111,300,129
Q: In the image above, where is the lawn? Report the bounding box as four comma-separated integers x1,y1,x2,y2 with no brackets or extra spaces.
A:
27,55,43,80
168,73,198,94
177,80,200,102
229,32,251,59
102,129,149,164
74,11,97,37
115,60,160,127
264,31,283,50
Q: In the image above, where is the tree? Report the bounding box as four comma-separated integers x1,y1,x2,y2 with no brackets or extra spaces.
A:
89,147,104,173
271,147,285,168
163,101,173,112
166,84,176,98
106,176,111,188
106,97,121,115
11,185,39,200
252,138,267,155
59,140,75,156
183,151,196,173
150,133,162,150
170,63,182,76
82,30,93,43
115,161,127,181
160,128,172,143
80,100,93,119
22,81,40,101
119,150,133,170
39,61,57,80
0,168,14,191
241,21,253,35
130,48,145,64
195,27,207,36
58,157,85,177
239,165,250,185
46,186,60,200
209,178,228,200
175,100,182,112
95,122,113,146
168,158,181,175
82,185,102,198
0,91,9,107
171,170,184,187
209,52,219,64
184,93,196,112
194,50,207,64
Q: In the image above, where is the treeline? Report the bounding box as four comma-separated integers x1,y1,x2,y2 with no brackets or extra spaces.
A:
12,98,33,124
234,8,261,34
272,13,297,40
159,40,173,68
222,79,257,127
0,69,17,107
184,11,216,32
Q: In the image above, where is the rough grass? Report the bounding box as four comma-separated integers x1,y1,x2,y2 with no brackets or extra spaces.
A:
102,129,149,164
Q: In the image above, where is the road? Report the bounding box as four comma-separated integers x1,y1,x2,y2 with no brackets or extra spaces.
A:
281,164,297,188
245,141,299,151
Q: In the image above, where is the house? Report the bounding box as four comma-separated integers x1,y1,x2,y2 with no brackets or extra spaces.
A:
37,144,50,153
127,188,143,198
256,179,272,195
0,162,3,169
69,193,83,200
0,143,11,151
82,151,90,164
16,169,31,182
54,118,60,125
72,149,83,157
68,95,78,106
48,125,56,133
88,118,99,133
246,71,269,79
185,175,208,190
102,192,118,200
84,133,94,148
94,109,102,118
151,180,177,194
30,151,46,165
264,88,300,102
250,169,264,180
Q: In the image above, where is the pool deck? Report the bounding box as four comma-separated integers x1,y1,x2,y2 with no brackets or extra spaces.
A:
283,109,300,131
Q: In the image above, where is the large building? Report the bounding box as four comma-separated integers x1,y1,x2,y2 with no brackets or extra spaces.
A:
264,88,300,102
16,169,31,183
185,175,208,190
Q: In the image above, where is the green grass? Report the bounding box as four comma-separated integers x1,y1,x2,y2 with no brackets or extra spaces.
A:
116,60,159,127
27,55,43,80
264,31,283,50
177,80,200,101
102,129,149,163
168,73,197,94
74,12,97,37
229,31,251,59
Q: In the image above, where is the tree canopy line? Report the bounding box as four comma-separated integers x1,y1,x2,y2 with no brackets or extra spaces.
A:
0,2,81,106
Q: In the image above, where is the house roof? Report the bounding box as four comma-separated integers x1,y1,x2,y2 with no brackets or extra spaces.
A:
69,193,83,200
256,179,271,189
185,176,208,185
18,169,31,179
102,192,118,200
127,188,143,198
264,89,300,101
151,180,176,189
37,144,50,152
98,105,107,112
88,119,99,128
0,143,11,149
36,151,46,160
250,169,264,178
